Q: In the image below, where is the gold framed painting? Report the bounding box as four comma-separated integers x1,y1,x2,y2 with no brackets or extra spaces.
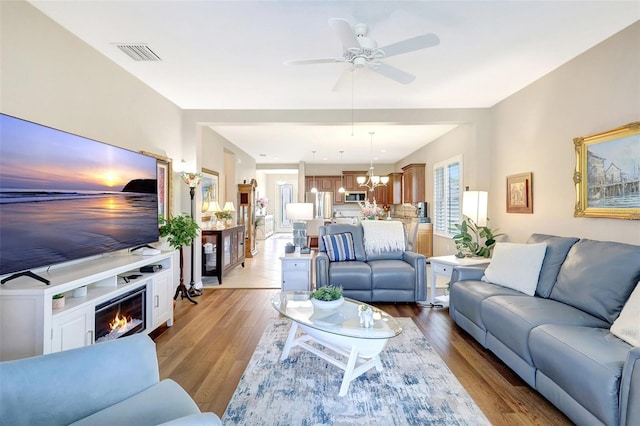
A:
506,172,533,213
573,122,640,219
140,151,172,219
201,168,219,221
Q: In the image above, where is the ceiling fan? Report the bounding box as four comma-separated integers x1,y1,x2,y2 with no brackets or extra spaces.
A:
284,18,440,87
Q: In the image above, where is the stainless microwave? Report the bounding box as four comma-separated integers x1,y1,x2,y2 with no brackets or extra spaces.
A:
345,192,367,203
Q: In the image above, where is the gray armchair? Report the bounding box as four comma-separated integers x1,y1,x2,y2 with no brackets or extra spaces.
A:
315,223,427,302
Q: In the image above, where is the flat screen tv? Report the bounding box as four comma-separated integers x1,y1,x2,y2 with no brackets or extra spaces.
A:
0,113,159,279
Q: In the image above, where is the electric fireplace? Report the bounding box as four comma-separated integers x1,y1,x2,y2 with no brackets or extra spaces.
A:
95,286,146,343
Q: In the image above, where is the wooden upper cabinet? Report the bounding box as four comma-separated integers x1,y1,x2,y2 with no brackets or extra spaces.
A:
305,176,335,193
402,163,426,203
333,177,345,204
373,185,387,205
343,171,366,192
386,172,403,205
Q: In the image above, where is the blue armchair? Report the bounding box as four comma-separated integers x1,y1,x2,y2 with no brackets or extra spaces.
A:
0,334,221,425
315,223,427,302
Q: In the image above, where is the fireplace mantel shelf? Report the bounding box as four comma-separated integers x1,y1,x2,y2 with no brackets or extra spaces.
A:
0,251,175,361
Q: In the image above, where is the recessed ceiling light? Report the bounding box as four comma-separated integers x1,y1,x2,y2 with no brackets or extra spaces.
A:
259,154,267,157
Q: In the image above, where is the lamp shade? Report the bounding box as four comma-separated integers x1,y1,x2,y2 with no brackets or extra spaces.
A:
180,172,202,188
462,191,488,226
223,201,236,212
285,203,314,221
207,201,222,213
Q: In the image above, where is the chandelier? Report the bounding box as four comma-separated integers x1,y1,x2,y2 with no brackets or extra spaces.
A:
357,132,389,192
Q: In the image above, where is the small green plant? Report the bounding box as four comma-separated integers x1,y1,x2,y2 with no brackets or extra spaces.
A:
452,218,504,258
310,285,343,301
53,293,64,299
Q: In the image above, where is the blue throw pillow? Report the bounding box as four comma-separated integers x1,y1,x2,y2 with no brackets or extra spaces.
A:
322,233,356,262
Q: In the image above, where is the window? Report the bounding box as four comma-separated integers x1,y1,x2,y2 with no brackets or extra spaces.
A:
433,155,463,236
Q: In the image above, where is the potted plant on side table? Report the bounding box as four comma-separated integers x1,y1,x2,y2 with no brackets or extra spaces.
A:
159,213,200,305
309,285,344,310
452,218,504,258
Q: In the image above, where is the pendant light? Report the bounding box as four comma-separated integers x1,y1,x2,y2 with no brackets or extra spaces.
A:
310,150,318,193
338,150,345,193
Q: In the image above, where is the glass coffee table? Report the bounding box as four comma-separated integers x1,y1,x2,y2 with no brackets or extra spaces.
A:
271,291,403,396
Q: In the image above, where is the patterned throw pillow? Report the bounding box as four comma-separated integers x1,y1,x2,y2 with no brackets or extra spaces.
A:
322,233,356,262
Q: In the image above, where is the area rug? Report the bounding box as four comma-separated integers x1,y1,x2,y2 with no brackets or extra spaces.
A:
222,318,490,425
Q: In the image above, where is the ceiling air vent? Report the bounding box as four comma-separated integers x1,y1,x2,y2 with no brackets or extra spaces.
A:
115,44,161,61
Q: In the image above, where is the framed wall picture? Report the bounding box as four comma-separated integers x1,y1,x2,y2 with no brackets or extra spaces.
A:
573,122,640,219
201,168,219,221
506,172,533,213
140,151,172,219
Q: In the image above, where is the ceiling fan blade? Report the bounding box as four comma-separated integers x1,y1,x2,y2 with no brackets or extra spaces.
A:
329,18,359,49
331,66,355,92
378,33,440,58
284,57,345,66
369,62,416,84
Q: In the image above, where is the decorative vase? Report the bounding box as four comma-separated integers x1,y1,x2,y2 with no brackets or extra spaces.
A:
311,297,344,310
366,215,377,220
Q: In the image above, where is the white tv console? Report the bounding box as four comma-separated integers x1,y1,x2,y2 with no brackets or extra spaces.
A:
0,251,175,361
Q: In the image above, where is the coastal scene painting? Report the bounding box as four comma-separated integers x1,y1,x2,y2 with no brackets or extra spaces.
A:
574,122,640,219
0,114,158,276
587,135,640,208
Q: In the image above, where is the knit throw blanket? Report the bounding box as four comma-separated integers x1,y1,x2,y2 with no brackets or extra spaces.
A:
361,220,405,255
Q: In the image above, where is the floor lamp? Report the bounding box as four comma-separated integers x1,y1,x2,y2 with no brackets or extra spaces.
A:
180,172,202,301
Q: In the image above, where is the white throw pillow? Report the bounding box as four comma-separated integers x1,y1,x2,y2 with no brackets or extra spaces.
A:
611,282,640,347
482,242,547,296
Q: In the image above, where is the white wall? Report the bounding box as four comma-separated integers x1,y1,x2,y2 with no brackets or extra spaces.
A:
1,1,187,285
490,21,640,245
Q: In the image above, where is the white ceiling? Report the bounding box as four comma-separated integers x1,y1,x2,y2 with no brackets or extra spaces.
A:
29,1,640,165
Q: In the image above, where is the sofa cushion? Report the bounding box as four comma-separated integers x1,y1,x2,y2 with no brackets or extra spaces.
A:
550,239,640,323
322,232,356,262
611,282,640,346
481,296,609,365
526,234,580,298
482,242,547,296
369,259,415,290
327,261,371,291
70,379,202,426
449,280,525,336
530,325,632,426
320,224,366,261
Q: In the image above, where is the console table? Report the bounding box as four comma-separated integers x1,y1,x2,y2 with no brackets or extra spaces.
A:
202,226,245,284
256,214,274,240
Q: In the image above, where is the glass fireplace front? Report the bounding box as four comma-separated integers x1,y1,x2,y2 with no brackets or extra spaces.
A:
95,286,146,343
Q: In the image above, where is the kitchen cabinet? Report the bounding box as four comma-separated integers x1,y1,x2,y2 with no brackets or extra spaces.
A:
305,176,334,193
386,172,403,205
415,223,433,258
402,163,426,203
333,177,345,204
343,171,366,192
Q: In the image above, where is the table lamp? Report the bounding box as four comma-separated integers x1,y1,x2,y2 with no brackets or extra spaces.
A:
285,203,314,250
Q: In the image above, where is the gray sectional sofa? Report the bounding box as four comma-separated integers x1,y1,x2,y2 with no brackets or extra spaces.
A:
449,234,640,426
315,223,427,302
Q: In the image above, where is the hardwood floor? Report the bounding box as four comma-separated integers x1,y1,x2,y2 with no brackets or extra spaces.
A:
151,235,571,425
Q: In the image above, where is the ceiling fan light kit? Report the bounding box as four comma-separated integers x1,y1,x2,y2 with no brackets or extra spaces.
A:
284,18,440,86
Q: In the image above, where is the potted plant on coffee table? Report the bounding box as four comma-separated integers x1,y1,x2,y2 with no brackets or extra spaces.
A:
159,213,200,304
309,285,344,310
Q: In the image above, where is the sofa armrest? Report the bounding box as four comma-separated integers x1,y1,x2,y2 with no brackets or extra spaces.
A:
402,251,427,301
315,252,330,288
450,265,488,283
620,346,640,426
0,334,160,425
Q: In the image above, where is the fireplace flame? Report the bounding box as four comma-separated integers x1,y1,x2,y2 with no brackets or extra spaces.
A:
109,311,131,333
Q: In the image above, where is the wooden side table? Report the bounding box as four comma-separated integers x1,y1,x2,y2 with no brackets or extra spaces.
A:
280,251,314,291
427,255,490,307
